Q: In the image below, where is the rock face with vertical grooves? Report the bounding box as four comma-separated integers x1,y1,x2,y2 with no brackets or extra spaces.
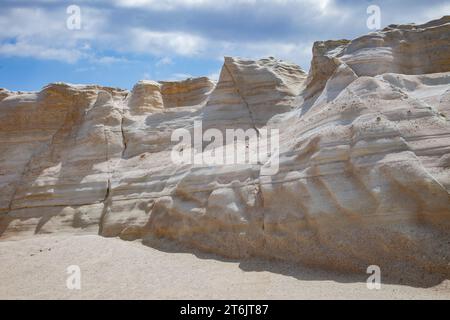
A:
1,16,450,285
203,56,307,132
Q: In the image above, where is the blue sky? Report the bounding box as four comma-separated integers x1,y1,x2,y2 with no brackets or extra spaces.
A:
0,0,449,91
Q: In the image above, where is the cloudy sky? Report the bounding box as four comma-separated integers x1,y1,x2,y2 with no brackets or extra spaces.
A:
0,0,448,91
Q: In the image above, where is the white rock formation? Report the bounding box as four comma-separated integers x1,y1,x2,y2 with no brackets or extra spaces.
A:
1,16,449,284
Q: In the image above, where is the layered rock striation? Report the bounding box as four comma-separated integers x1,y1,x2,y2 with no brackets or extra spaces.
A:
1,16,450,284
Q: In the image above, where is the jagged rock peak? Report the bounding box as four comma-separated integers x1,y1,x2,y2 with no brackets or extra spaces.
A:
204,56,307,128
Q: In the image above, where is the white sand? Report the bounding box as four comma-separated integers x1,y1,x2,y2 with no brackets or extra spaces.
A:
0,235,449,300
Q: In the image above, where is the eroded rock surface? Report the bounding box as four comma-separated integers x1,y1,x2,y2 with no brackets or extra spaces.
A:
1,17,449,285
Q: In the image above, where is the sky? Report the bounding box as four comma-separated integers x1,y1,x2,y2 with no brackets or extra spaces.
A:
0,0,449,91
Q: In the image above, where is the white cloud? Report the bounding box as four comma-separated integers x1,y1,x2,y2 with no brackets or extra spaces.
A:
113,0,338,14
0,0,447,70
126,28,205,56
0,41,84,63
114,0,212,10
0,0,347,68
155,57,173,66
0,6,105,63
92,56,129,64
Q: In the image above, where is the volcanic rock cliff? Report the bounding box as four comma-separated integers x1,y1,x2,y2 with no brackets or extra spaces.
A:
1,17,450,285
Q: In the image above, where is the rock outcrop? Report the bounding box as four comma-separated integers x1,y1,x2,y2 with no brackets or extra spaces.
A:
1,16,450,285
160,77,215,109
304,16,450,105
202,56,307,134
0,89,10,101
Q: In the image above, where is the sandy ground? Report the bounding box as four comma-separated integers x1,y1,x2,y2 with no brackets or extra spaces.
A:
0,234,449,300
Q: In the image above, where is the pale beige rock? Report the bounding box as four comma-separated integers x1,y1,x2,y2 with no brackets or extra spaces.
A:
128,81,164,114
0,88,10,101
1,17,450,286
160,77,215,108
303,16,450,106
203,56,307,132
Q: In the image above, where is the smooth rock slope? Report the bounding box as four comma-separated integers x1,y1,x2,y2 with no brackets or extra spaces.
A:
1,16,449,286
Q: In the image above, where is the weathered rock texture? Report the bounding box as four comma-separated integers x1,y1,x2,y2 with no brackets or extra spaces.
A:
1,16,450,285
